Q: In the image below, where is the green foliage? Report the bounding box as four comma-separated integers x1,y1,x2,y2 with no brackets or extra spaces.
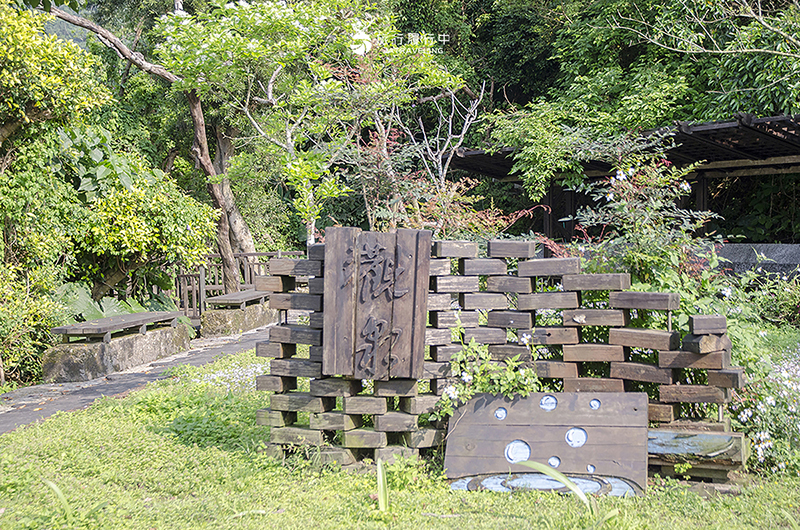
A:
376,459,389,512
431,331,539,420
0,1,109,139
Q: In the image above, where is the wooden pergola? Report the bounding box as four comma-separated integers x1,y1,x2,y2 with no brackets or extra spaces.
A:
448,113,800,240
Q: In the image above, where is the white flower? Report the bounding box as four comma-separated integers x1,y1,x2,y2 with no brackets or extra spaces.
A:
520,333,531,345
766,396,776,406
606,192,615,202
758,330,768,338
461,373,473,384
444,385,458,400
680,181,691,192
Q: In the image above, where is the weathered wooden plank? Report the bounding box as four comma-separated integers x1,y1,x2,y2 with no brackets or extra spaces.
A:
271,392,334,413
309,377,362,397
647,429,746,468
268,259,323,277
609,291,680,311
486,276,532,294
563,378,625,392
317,447,357,466
658,350,731,370
374,412,418,432
308,312,324,329
256,341,296,358
432,240,478,258
535,360,578,379
256,409,296,428
562,309,629,327
423,361,451,379
307,277,325,294
690,315,727,335
391,229,431,380
658,418,731,432
430,310,479,329
256,375,297,393
402,428,445,448
517,258,581,277
430,344,462,362
431,276,480,293
487,240,537,258
707,368,746,389
459,259,507,276
562,344,624,362
269,293,323,312
310,412,362,431
460,293,509,310
425,328,452,346
681,334,732,354
487,344,532,362
400,394,441,415
562,273,631,291
487,311,533,329
427,293,452,311
342,428,388,448
354,231,397,381
428,258,451,276
609,328,680,350
659,385,730,404
430,378,457,396
323,226,360,376
307,243,325,261
648,402,678,423
343,396,388,415
308,346,323,362
517,292,580,310
270,427,323,446
270,325,322,346
464,327,508,345
519,327,580,345
51,311,182,336
610,362,674,384
374,379,418,397
254,275,296,293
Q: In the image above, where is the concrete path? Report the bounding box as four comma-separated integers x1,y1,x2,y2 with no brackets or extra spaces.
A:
0,326,271,435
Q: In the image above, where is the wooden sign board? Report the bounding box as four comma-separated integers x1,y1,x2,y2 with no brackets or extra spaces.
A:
322,227,431,380
444,392,648,491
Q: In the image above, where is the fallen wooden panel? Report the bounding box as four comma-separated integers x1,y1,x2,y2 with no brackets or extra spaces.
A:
517,292,580,310
610,362,674,384
647,429,747,469
517,258,581,277
689,315,727,335
562,309,629,327
659,385,730,404
563,344,624,362
609,291,680,311
609,328,679,350
488,240,537,258
562,273,631,292
432,241,478,258
563,378,625,393
658,350,730,370
444,392,647,491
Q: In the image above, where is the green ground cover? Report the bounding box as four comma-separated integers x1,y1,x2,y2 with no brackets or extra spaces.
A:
2,349,800,530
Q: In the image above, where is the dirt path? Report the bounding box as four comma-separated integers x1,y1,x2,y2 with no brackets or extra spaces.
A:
0,326,272,435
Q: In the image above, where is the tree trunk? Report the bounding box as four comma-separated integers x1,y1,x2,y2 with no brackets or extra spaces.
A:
212,126,257,256
186,90,240,293
91,266,130,301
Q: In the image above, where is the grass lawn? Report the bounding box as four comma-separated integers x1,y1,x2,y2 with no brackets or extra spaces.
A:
2,349,800,529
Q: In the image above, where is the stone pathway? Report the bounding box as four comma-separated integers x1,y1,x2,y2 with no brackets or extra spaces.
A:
0,326,272,435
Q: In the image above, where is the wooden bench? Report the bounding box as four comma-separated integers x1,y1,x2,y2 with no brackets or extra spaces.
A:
205,289,267,310
51,311,183,344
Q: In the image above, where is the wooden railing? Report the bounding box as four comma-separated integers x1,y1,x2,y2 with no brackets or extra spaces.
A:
175,250,304,318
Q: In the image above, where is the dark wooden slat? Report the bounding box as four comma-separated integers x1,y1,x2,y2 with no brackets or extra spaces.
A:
430,311,479,328
562,309,629,327
402,229,432,379
563,378,625,392
610,362,674,384
343,429,388,448
690,315,727,335
487,311,533,329
310,412,361,431
517,292,579,310
322,226,360,376
562,273,631,291
307,277,325,294
648,402,678,423
374,412,418,432
269,293,322,311
430,344,463,362
519,327,580,345
609,328,680,350
658,350,730,369
535,360,578,379
681,334,732,354
343,396,388,415
391,229,419,379
428,258,451,276
271,427,323,446
254,275,295,292
374,379,418,397
423,361,451,379
659,385,730,404
487,344,531,362
431,276,480,293
707,368,746,389
270,359,322,378
271,392,334,412
402,428,445,448
463,327,508,345
256,375,297,393
609,291,680,311
563,344,624,362
460,293,508,310
517,258,580,277
256,342,295,358
268,259,323,277
459,259,507,275
487,240,537,258
307,243,325,261
425,328,452,346
269,325,322,346
308,312,324,329
400,395,441,415
309,377,362,397
427,293,452,311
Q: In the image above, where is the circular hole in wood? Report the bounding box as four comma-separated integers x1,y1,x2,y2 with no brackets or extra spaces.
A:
589,399,601,410
565,427,588,448
494,407,508,420
539,395,558,412
504,440,531,464
587,464,596,474
548,456,561,468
